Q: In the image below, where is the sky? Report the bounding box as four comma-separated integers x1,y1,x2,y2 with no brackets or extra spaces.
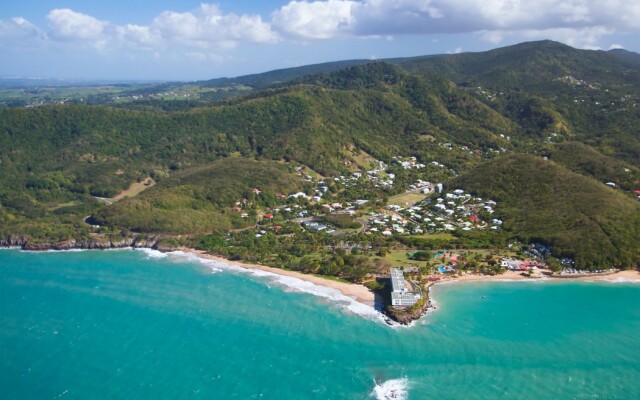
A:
1,0,639,81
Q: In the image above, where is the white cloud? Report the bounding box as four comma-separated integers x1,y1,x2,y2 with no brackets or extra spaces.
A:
115,24,162,49
2,1,639,58
0,17,45,44
152,4,278,48
271,0,640,45
47,9,107,43
7,4,277,52
272,0,356,39
609,43,624,50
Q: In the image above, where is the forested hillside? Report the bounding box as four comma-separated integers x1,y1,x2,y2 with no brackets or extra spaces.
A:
1,40,638,269
454,154,640,269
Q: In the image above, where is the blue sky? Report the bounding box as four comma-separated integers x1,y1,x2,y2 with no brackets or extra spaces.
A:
1,1,639,81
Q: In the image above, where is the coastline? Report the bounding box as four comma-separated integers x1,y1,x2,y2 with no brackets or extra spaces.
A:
2,241,639,325
436,269,640,284
183,248,377,306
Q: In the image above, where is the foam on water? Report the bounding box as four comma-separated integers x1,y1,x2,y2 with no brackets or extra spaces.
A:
136,248,168,259
22,248,87,253
164,250,223,272
603,277,640,284
167,251,398,326
370,378,409,400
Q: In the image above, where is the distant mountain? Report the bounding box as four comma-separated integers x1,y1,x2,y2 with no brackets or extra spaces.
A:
200,59,371,89
198,40,640,92
394,40,640,90
608,48,640,66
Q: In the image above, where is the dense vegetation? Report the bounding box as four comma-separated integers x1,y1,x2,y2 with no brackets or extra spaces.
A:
94,159,302,234
454,154,640,269
1,40,639,270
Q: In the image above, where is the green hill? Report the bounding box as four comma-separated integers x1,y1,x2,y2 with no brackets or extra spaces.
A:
0,41,639,270
94,158,302,234
454,154,640,270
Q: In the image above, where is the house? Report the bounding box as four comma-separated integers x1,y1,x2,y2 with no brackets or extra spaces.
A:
390,269,422,306
289,192,309,199
301,221,327,232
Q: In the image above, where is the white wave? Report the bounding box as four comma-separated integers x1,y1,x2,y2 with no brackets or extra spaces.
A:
371,378,409,400
166,251,400,326
164,251,222,272
21,248,87,253
136,248,168,259
602,277,640,284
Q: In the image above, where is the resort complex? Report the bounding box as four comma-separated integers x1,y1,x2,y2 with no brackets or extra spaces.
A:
390,268,422,307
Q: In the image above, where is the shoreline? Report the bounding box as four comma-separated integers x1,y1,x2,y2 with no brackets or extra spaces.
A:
2,243,639,325
183,248,377,306
434,269,640,284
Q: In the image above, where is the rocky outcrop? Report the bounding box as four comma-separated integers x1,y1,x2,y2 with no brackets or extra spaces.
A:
1,234,179,252
385,283,434,325
0,236,28,247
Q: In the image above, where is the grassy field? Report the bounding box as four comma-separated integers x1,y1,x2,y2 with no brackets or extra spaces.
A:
411,233,456,241
382,250,421,268
342,147,377,171
387,191,429,206
111,177,156,202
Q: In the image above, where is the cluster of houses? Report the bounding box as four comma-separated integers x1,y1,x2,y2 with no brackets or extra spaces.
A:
500,258,544,271
556,75,597,89
234,156,506,239
392,156,426,170
362,188,501,236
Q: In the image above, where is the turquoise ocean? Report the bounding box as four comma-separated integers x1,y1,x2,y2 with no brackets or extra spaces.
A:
1,248,639,399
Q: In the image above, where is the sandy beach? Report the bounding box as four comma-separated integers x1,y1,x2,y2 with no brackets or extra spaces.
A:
435,269,640,283
185,249,376,305
183,248,640,309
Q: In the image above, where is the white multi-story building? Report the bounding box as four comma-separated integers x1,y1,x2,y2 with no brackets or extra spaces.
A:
390,268,421,307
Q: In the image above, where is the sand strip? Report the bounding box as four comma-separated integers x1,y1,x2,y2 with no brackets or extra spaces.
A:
185,249,376,305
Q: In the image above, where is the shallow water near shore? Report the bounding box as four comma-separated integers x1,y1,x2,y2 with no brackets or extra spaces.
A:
1,249,639,399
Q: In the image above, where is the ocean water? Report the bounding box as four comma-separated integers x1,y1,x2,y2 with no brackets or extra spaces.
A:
1,249,639,399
